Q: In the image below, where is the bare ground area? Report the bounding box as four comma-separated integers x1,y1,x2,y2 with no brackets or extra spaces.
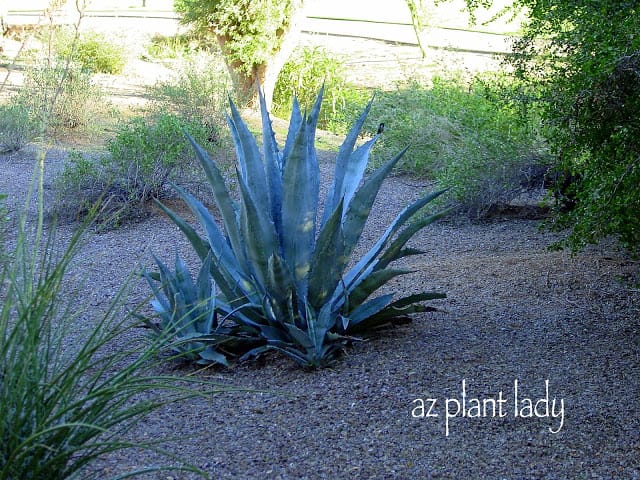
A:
1,33,639,479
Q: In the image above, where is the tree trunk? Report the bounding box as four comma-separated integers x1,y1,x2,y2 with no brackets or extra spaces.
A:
217,3,305,111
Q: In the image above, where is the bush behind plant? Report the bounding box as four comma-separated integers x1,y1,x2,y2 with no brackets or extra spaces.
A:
0,101,41,153
273,45,369,133
17,60,103,131
147,51,232,149
51,28,128,74
501,0,640,252
144,32,218,61
54,113,211,227
365,74,546,217
550,51,640,252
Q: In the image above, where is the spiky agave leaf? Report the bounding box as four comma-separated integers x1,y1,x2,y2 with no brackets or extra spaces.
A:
281,113,318,293
143,252,232,366
321,96,375,226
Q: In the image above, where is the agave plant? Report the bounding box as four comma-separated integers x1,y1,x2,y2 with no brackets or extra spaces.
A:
142,252,262,366
146,87,448,368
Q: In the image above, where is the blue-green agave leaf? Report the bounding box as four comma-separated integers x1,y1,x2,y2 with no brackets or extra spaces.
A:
259,87,284,242
196,252,213,308
347,293,394,327
340,137,378,216
282,96,303,168
283,322,314,349
347,268,415,308
174,252,199,310
262,344,310,367
307,198,346,311
205,254,251,309
215,298,265,331
172,185,249,280
322,96,374,226
152,253,177,302
238,173,278,290
184,133,245,265
281,118,319,291
389,292,447,308
342,146,409,258
228,99,270,214
375,208,453,272
306,84,324,134
266,253,296,312
350,292,446,332
317,296,340,332
154,199,209,261
239,345,271,362
259,324,292,344
343,189,449,289
197,347,229,367
143,263,170,314
196,252,217,333
304,85,323,171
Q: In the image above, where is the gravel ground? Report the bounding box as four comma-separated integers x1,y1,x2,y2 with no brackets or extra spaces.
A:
1,141,639,479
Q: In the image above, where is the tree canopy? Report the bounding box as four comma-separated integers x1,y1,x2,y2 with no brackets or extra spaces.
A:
470,0,640,252
174,0,303,106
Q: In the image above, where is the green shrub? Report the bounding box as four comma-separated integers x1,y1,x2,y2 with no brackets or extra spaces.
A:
144,88,449,368
273,45,369,133
54,113,210,227
502,0,640,252
105,113,208,199
54,149,105,219
0,101,41,153
550,51,640,252
365,74,546,217
0,163,217,479
52,28,128,74
18,60,103,130
143,32,216,61
147,51,231,147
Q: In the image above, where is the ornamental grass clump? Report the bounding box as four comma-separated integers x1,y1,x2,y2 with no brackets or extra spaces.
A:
0,162,223,479
145,87,449,368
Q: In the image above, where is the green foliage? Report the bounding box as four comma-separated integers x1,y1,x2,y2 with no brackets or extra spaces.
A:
272,45,369,133
0,193,7,263
105,113,207,199
0,101,41,153
174,0,300,76
143,252,262,366
52,28,128,74
147,51,232,146
495,0,640,251
0,164,214,479
143,32,217,61
54,113,210,226
145,88,448,368
551,51,640,252
54,149,104,219
365,74,545,217
17,60,103,130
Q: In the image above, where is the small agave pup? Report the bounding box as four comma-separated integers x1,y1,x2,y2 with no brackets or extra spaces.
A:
145,87,449,368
